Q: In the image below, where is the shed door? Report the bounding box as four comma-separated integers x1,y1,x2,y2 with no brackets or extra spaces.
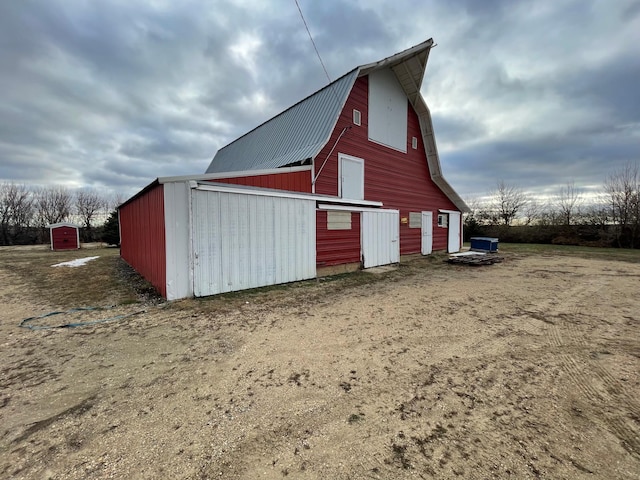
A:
340,154,364,200
191,190,316,297
361,210,399,268
421,211,433,255
448,211,461,253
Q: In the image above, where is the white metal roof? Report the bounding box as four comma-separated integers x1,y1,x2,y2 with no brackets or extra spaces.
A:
46,222,80,229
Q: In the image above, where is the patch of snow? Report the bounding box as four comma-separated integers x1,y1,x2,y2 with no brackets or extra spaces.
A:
450,251,486,257
52,256,100,268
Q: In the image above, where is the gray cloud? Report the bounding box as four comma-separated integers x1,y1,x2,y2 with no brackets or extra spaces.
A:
0,0,638,203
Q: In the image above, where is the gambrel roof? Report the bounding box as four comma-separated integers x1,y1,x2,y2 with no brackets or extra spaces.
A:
206,39,469,212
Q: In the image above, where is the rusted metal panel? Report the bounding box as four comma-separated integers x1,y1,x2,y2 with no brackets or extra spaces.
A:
314,74,461,254
214,170,312,193
316,210,361,266
119,184,166,298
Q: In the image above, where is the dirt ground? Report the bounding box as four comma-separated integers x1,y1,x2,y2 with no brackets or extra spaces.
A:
1,248,639,479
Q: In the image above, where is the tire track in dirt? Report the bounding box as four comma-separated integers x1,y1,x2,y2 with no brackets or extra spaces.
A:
531,276,640,458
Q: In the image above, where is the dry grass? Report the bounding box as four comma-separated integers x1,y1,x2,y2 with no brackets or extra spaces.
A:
0,246,156,308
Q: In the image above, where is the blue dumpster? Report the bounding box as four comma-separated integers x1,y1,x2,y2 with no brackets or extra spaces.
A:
470,237,499,252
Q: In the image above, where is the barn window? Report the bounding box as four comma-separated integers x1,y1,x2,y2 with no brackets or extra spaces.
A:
327,211,352,230
412,137,418,149
409,212,422,228
438,214,448,228
353,109,361,126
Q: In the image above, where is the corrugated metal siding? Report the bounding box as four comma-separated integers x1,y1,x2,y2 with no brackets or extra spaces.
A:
119,185,167,298
206,70,358,173
163,182,192,300
314,74,459,254
316,210,361,266
361,210,400,268
51,226,78,250
215,170,312,192
191,189,316,296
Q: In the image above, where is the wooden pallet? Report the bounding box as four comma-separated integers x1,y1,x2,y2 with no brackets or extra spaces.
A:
446,255,503,266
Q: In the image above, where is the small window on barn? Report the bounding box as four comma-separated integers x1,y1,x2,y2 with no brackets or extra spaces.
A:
327,211,352,230
353,109,361,126
438,213,448,228
409,212,422,228
412,136,418,149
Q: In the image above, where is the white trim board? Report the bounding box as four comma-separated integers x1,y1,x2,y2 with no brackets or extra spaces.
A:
318,204,396,214
194,182,383,207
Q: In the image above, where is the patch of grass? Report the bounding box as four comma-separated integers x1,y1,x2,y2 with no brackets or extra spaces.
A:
496,243,640,263
1,247,155,308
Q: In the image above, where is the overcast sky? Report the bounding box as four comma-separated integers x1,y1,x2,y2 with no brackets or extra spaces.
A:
1,0,638,202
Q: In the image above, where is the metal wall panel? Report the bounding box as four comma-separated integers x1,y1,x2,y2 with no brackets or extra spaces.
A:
214,170,312,193
361,210,400,268
191,190,316,297
119,184,167,298
164,182,192,300
316,211,361,266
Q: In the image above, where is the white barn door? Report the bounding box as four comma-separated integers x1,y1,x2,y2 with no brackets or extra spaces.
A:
339,154,364,200
448,211,461,253
421,211,433,255
191,190,316,297
361,210,400,268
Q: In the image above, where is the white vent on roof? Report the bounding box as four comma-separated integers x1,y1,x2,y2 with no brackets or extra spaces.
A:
412,136,418,149
353,109,361,126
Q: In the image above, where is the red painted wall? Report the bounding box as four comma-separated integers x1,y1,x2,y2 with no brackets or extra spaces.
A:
51,226,78,250
316,211,361,266
214,170,312,192
314,75,459,254
119,185,167,298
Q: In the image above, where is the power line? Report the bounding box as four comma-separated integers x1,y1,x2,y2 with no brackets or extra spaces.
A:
293,0,332,84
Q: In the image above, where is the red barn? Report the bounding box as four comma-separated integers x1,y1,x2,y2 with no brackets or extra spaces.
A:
47,222,80,251
119,39,469,300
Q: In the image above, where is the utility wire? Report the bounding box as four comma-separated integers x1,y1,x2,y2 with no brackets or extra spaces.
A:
294,0,332,84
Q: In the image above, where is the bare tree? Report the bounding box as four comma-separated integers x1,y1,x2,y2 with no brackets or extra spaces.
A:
490,180,529,226
522,198,544,226
75,189,105,242
556,181,583,225
604,162,639,248
34,186,72,227
0,182,34,245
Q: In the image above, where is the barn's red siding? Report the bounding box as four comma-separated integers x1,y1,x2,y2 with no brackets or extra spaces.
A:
51,226,78,250
316,211,361,266
314,75,458,254
119,185,166,298
214,170,312,192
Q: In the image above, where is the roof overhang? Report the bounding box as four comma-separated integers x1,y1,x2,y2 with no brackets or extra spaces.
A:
358,39,469,213
193,181,384,208
47,222,80,229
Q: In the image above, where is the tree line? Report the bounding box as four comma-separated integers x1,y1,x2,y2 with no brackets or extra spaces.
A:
465,162,639,248
0,184,123,246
